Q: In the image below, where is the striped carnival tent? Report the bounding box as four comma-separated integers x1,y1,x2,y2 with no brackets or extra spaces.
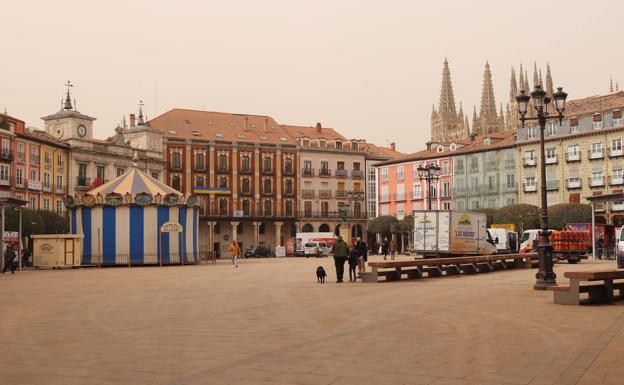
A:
66,166,200,266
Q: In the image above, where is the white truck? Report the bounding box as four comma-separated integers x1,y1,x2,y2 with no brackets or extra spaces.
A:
413,210,497,258
294,232,337,256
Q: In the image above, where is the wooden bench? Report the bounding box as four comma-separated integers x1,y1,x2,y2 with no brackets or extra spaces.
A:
547,270,624,305
360,253,538,283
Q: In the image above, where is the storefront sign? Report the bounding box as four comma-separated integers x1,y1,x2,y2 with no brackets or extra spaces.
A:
160,221,182,233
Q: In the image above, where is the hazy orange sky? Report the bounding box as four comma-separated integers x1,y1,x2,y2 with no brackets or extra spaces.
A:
2,0,622,153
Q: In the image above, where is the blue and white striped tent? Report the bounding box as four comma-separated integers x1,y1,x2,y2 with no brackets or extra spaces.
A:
66,167,200,266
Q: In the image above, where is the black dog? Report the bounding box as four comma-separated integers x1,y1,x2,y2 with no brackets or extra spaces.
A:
316,266,327,283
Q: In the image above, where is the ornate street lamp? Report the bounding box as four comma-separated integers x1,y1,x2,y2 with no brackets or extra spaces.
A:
517,85,568,290
417,163,441,210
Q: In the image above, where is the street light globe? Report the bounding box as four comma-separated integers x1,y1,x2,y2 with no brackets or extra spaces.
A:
530,85,547,108
516,90,530,117
553,87,568,114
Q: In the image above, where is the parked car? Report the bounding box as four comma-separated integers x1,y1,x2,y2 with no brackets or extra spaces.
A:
244,245,271,258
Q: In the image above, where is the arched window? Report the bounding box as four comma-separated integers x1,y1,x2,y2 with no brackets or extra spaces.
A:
319,223,330,232
302,223,313,232
263,179,272,194
219,177,228,188
241,155,250,171
195,153,205,170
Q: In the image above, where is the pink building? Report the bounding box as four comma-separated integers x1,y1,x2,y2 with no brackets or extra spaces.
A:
376,144,455,219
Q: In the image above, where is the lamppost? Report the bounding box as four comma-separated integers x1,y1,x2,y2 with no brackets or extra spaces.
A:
516,85,568,290
417,163,441,210
14,208,22,270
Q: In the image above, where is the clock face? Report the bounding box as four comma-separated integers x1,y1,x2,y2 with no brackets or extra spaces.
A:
52,124,64,138
77,125,87,137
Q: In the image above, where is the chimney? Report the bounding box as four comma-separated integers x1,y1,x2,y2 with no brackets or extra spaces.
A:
316,122,322,133
129,114,136,127
390,142,396,151
244,116,249,131
264,117,269,132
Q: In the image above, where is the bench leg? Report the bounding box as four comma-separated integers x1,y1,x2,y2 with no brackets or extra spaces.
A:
406,268,423,279
554,290,581,305
362,267,379,283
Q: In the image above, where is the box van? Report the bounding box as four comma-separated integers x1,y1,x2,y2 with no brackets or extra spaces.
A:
487,228,516,254
303,241,329,258
294,232,336,256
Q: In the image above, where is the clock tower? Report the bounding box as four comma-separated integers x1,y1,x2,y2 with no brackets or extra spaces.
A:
42,81,96,144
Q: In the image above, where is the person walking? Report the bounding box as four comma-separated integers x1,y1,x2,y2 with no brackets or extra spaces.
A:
2,245,15,274
21,247,30,269
347,245,360,282
229,241,241,268
596,235,605,260
389,240,396,260
381,237,389,260
331,236,349,283
356,237,368,275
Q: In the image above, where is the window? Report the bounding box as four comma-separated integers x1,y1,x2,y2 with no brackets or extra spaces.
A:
30,169,37,181
380,185,389,202
569,117,579,133
264,200,272,216
353,162,361,171
96,166,105,182
195,176,204,187
284,158,293,173
612,138,622,152
525,177,536,187
525,150,535,164
16,168,23,187
242,200,251,216
302,139,310,147
613,111,623,127
0,164,9,184
43,198,50,211
219,177,228,188
351,142,358,150
319,140,326,148
30,197,37,210
527,125,536,139
430,183,437,198
396,166,404,180
441,161,449,175
31,146,39,165
412,183,421,199
546,148,557,162
263,156,272,172
381,167,388,182
78,163,87,183
151,172,159,180
56,200,63,215
263,178,272,194
241,155,251,172
195,153,205,170
1,139,9,159
337,161,345,171
412,164,419,178
546,122,556,136
44,151,50,165
57,154,63,167
303,160,312,174
171,151,181,168
470,157,478,171
218,198,228,215
396,184,405,200
285,179,293,194
16,143,25,162
613,168,623,181
285,200,293,216
591,142,603,154
454,159,464,173
593,114,603,129
397,204,405,220
56,175,62,191
335,141,342,150
171,175,181,191
320,161,329,174
442,180,450,197
443,202,451,210
592,170,604,184
506,174,515,189
568,144,579,159
218,154,228,171
456,201,465,210
116,168,125,177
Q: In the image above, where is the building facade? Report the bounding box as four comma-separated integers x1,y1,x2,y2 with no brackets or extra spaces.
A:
284,123,367,238
148,109,298,258
516,91,624,224
451,132,518,210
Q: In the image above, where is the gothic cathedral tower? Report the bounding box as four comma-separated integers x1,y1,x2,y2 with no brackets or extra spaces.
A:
430,59,469,142
472,62,502,136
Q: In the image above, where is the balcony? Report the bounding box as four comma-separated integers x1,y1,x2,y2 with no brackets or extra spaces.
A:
42,183,52,192
524,158,536,167
76,176,91,189
301,189,315,198
610,176,624,186
610,148,624,158
319,168,331,177
298,211,367,220
194,164,206,172
261,189,274,196
302,168,315,176
27,179,42,191
216,166,229,173
589,176,605,187
566,152,581,162
546,180,559,191
545,154,558,165
485,185,498,194
613,202,624,211
504,185,518,192
588,149,604,160
486,161,497,171
169,163,183,171
523,183,537,192
335,169,348,177
319,189,331,198
567,178,581,189
16,152,25,163
239,189,253,196
283,189,295,197
505,160,515,170
262,167,274,175
351,169,364,178
0,150,13,162
239,166,253,174
283,167,295,176
335,190,348,198
30,155,40,166
0,178,9,187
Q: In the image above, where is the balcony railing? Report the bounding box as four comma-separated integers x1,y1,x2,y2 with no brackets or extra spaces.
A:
298,211,368,220
485,185,498,194
566,152,580,162
504,185,518,192
588,149,604,160
609,176,624,186
545,154,558,164
283,167,295,176
613,202,624,211
567,178,581,189
524,158,536,167
486,161,497,171
319,168,331,177
262,167,274,175
319,189,331,198
42,183,52,192
301,189,315,198
217,166,229,173
0,178,9,186
239,166,253,174
30,155,40,165
335,169,348,177
261,189,274,196
76,176,91,188
351,169,364,178
546,180,559,191
302,168,315,176
169,163,182,171
335,190,348,198
284,189,295,197
194,164,206,172
16,152,25,163
589,176,605,187
609,148,624,158
239,189,253,196
523,183,537,192
0,150,13,162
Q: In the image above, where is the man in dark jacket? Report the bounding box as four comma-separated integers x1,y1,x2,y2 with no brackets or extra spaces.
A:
356,237,368,274
331,236,349,283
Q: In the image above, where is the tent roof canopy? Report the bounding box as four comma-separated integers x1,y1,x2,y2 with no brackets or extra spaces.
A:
88,167,181,197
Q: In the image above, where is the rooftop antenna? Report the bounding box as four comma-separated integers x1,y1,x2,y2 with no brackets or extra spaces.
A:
63,80,74,110
137,100,145,125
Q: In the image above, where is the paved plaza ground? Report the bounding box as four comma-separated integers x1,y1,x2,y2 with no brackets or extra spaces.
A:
1,256,624,385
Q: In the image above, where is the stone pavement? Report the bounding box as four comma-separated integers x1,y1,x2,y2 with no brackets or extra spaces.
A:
1,256,624,385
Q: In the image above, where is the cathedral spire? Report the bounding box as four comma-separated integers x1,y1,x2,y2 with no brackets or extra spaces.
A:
533,62,539,87
510,67,518,99
518,65,525,91
524,69,530,91
479,62,497,117
611,77,614,93
539,69,543,87
438,57,457,115
545,63,554,98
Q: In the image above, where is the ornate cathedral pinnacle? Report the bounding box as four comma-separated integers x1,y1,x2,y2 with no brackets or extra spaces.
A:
431,59,465,142
438,57,457,115
533,63,539,87
518,65,525,91
611,77,614,93
545,63,554,98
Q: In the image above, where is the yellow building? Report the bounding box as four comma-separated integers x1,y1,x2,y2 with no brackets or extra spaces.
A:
40,141,69,215
517,92,624,224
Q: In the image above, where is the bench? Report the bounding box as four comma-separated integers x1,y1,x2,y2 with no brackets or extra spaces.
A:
360,253,538,283
547,270,624,305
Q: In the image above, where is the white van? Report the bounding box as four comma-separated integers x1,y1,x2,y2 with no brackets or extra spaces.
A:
487,228,510,254
303,241,330,257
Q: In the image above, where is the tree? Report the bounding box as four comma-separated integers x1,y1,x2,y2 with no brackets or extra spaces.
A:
473,208,496,227
548,203,592,230
398,215,414,252
493,204,540,233
4,208,46,238
36,210,69,234
367,215,398,240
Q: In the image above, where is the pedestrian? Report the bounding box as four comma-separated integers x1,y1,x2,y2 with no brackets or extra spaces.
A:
382,237,389,260
331,235,349,283
389,240,396,260
356,237,368,275
229,241,241,268
596,235,605,260
347,245,360,282
2,245,15,274
21,247,30,268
